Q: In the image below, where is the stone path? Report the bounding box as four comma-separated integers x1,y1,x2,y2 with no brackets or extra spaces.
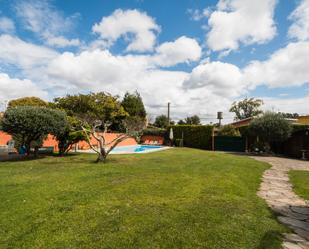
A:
252,156,309,249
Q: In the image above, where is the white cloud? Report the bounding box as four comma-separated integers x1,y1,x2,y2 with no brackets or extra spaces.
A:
15,0,80,48
92,9,160,52
0,73,47,102
0,34,58,69
46,36,80,47
206,0,277,52
288,0,309,41
244,41,309,88
153,36,202,67
0,17,15,33
183,61,245,97
262,95,309,114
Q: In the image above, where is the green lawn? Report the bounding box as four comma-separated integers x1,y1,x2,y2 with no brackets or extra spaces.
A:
289,170,309,200
0,148,287,249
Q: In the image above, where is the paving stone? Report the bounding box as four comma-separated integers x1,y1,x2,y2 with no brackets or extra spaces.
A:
282,241,303,249
291,207,309,215
278,216,309,232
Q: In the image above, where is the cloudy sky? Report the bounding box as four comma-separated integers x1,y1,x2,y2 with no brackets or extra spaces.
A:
0,0,308,123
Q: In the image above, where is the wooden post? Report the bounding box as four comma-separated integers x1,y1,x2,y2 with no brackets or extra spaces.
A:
167,102,170,125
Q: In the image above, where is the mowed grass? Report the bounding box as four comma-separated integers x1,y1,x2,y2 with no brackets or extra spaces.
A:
0,148,286,249
289,170,309,200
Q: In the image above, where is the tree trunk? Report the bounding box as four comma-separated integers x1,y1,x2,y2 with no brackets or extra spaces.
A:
96,148,107,163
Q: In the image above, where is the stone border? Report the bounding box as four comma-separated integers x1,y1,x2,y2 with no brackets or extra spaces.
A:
252,156,309,249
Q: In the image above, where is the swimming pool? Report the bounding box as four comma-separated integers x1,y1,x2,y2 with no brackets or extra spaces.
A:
110,145,167,154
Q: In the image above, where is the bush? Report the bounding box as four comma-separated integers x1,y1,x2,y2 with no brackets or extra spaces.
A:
248,112,292,150
169,125,213,149
142,128,167,137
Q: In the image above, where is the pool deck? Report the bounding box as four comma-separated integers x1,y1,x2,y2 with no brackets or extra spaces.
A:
76,146,171,155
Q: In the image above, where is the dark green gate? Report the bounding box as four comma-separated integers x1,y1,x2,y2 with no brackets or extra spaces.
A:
214,136,246,152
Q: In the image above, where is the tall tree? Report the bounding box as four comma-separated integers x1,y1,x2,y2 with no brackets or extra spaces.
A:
229,98,263,120
121,91,146,118
1,106,67,156
8,97,48,108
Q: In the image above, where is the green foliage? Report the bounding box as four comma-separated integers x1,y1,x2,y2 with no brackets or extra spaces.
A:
55,116,87,155
217,125,241,137
169,125,213,149
248,112,292,144
184,115,201,125
8,97,48,108
121,91,146,118
1,106,67,155
177,119,186,125
53,92,128,125
278,112,299,119
230,98,263,120
142,128,167,137
154,115,170,128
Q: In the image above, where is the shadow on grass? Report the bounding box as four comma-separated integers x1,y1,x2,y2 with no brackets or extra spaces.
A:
257,230,283,249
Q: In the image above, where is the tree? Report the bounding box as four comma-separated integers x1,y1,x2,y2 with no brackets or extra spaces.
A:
217,125,240,136
54,92,127,125
154,115,169,128
121,91,146,118
8,97,48,108
54,92,145,163
230,98,263,120
1,106,67,156
278,112,299,119
185,115,201,125
248,112,292,152
82,116,145,162
55,116,86,156
178,119,186,125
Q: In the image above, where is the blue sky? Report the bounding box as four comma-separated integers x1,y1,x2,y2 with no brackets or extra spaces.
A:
0,0,308,123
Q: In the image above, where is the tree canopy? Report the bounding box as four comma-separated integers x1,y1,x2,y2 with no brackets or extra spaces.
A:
121,91,146,118
230,98,263,120
53,92,128,125
185,115,201,125
8,97,48,108
1,106,67,155
154,115,170,128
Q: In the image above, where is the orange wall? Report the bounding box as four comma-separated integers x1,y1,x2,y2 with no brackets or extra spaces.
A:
0,131,137,151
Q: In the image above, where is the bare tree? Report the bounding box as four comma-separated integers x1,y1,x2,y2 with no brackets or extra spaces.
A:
82,117,146,163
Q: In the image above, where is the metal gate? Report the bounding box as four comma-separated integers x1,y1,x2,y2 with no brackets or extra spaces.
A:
214,136,246,152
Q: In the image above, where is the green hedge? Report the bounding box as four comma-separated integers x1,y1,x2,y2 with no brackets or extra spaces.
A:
168,125,213,149
142,128,167,137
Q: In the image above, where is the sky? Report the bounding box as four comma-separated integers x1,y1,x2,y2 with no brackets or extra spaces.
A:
0,0,308,123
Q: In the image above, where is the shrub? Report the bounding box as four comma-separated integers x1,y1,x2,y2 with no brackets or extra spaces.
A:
168,125,213,149
142,128,167,137
248,112,292,150
217,125,240,136
1,106,67,156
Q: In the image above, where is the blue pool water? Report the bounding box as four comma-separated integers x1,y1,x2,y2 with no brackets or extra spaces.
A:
111,145,163,153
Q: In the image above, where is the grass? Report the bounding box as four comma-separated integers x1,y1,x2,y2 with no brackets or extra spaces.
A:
0,148,287,249
289,170,309,200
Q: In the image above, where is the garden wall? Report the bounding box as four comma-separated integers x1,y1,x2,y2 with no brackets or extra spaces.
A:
0,131,137,152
